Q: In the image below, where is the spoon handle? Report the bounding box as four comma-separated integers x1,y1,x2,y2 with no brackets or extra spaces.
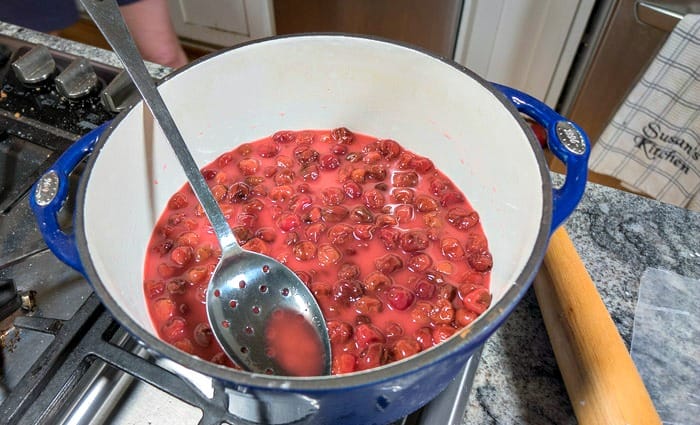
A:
80,0,239,253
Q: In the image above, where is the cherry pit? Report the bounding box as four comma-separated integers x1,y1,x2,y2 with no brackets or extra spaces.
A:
143,127,492,375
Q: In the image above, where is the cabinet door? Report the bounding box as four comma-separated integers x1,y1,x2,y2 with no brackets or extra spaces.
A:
273,0,463,59
167,0,275,47
454,0,595,107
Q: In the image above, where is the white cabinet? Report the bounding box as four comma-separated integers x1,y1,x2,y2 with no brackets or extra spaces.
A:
454,0,595,107
167,0,275,47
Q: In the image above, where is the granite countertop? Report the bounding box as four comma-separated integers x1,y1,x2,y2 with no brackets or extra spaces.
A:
2,21,698,425
467,181,700,424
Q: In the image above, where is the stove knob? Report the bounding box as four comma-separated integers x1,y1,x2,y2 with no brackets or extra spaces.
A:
100,70,139,113
11,45,56,84
55,58,99,99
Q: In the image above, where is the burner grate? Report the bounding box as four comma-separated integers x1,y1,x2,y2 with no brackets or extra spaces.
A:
2,293,273,425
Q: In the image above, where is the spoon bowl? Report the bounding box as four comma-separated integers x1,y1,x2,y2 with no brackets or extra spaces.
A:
80,0,331,376
207,250,331,376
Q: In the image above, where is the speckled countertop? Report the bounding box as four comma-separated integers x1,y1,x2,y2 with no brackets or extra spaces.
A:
2,21,699,425
466,180,700,424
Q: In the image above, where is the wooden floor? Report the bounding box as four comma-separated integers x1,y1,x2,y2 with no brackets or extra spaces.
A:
57,18,210,63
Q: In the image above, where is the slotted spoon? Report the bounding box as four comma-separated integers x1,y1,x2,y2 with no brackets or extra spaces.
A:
80,0,331,376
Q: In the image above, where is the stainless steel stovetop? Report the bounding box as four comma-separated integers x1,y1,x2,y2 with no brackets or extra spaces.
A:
0,34,480,425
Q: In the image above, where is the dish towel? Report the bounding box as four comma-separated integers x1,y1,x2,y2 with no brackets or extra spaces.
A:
588,14,700,210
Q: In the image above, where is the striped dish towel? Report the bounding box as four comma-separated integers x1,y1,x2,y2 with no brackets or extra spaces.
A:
588,14,700,210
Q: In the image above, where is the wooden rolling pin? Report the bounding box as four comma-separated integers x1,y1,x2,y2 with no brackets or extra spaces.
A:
533,227,661,425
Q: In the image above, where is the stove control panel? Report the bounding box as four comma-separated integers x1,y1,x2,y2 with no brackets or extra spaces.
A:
0,35,138,230
0,35,137,136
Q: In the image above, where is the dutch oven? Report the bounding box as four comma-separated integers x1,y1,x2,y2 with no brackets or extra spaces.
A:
30,34,589,424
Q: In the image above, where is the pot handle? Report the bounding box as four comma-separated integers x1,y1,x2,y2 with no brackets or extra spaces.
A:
29,123,109,275
492,84,590,232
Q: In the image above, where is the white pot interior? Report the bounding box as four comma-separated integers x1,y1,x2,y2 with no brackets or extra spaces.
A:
82,35,544,342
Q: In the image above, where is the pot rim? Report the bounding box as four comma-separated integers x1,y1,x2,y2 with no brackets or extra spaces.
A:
76,33,552,390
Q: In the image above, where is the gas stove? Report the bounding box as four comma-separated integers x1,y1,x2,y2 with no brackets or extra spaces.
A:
0,33,480,425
